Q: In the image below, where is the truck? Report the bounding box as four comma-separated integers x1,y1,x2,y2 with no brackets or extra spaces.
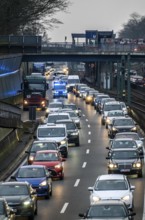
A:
67,75,80,92
21,75,49,110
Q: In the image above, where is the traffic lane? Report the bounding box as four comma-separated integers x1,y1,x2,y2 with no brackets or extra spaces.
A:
69,93,145,220
34,96,111,220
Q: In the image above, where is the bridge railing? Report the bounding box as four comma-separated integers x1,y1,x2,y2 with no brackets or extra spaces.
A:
42,42,145,53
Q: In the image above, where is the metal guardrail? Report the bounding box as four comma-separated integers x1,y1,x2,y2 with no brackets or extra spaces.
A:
0,101,22,128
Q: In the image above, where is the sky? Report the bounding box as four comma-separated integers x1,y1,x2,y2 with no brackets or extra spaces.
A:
48,0,145,42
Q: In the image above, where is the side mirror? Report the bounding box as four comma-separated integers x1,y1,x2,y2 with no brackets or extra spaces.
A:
78,213,85,218
130,185,135,191
106,146,109,150
33,135,37,139
25,150,29,154
88,187,93,192
106,156,110,160
11,176,16,180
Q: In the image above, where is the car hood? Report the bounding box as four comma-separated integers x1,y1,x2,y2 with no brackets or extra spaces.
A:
16,177,46,186
32,161,60,167
0,195,30,204
111,159,138,163
92,190,129,199
114,126,134,129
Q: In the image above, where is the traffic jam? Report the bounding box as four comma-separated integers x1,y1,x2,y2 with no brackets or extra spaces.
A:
2,66,145,220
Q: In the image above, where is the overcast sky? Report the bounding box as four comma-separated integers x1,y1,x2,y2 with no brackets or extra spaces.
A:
48,0,145,42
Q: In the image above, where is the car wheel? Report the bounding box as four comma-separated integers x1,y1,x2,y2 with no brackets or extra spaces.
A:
106,124,108,129
50,184,53,196
45,190,50,199
34,202,38,215
60,173,64,180
101,120,105,125
108,170,112,174
76,140,80,147
29,213,35,220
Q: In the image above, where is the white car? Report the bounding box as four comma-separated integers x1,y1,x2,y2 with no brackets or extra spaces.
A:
45,101,63,117
88,174,135,209
105,110,125,128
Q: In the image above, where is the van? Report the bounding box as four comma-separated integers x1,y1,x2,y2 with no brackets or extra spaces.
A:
67,75,80,92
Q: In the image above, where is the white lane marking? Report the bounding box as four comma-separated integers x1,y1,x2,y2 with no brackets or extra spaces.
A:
86,149,90,154
60,203,69,214
88,131,91,135
83,114,85,117
86,119,88,121
74,179,80,187
82,162,87,168
88,139,91,144
88,124,90,128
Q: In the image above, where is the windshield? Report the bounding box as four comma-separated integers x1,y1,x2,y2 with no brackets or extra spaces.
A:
112,140,137,148
112,150,138,159
35,152,58,161
68,79,80,84
17,167,45,178
38,127,65,137
0,185,29,196
67,112,77,117
26,83,45,90
107,111,124,117
94,179,128,191
48,115,69,123
104,104,122,111
49,103,62,108
31,142,57,152
63,122,76,130
63,105,77,110
113,119,134,126
54,85,66,90
115,134,139,140
87,204,127,218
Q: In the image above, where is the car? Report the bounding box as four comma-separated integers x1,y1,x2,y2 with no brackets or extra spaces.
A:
78,86,90,98
88,174,135,209
106,148,144,177
25,140,59,164
47,112,71,123
32,150,65,180
52,81,67,98
95,94,110,111
79,200,136,219
98,97,116,114
45,101,63,117
73,83,87,96
11,165,52,199
105,110,125,128
106,138,143,156
108,117,138,138
0,198,16,220
0,181,37,220
59,110,81,128
120,101,128,115
101,101,123,125
55,119,80,146
82,88,93,100
114,132,144,152
63,103,82,117
35,123,68,158
85,90,99,104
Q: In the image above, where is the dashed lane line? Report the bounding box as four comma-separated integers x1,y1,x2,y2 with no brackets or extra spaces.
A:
88,124,90,128
88,139,91,144
88,131,91,135
82,162,87,168
86,149,90,154
60,203,69,214
74,179,80,187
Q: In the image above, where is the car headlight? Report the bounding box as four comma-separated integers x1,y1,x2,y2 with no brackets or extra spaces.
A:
112,127,117,131
41,101,45,105
108,163,117,168
40,180,47,186
24,100,28,105
55,164,62,169
61,140,66,145
91,195,100,203
106,119,110,124
131,127,137,131
29,155,35,161
121,195,130,202
74,119,79,123
71,132,79,135
133,162,141,168
46,108,49,113
23,200,31,206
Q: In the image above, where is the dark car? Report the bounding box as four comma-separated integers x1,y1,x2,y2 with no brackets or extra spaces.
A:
0,198,16,220
106,148,143,177
107,138,144,157
25,140,59,165
55,119,80,146
11,165,52,199
79,200,136,219
0,182,37,220
63,103,82,117
108,117,138,138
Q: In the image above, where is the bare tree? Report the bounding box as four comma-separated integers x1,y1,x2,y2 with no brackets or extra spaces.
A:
0,0,70,36
119,12,145,39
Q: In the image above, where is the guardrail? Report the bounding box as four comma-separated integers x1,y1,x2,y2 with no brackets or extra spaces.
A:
0,101,22,128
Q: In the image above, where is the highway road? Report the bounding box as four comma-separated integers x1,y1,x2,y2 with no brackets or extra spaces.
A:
20,80,145,220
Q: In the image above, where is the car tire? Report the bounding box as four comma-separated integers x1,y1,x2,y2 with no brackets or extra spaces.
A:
106,124,108,129
108,170,112,174
45,190,50,199
101,120,105,125
35,202,38,215
50,184,53,196
29,213,35,220
76,140,80,147
60,173,64,180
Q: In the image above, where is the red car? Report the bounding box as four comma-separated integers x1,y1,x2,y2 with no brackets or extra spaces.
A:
32,150,65,180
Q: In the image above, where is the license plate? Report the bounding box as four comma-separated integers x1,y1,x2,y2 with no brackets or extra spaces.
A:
121,169,130,172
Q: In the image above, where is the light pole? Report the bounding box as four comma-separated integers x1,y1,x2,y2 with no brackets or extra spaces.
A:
127,53,131,106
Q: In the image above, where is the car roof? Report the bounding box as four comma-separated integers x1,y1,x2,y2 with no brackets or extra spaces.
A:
0,181,30,186
19,165,46,169
55,119,74,123
38,124,66,129
90,200,126,206
105,101,121,105
32,140,57,143
35,150,58,154
98,174,125,180
48,112,70,116
111,148,138,152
